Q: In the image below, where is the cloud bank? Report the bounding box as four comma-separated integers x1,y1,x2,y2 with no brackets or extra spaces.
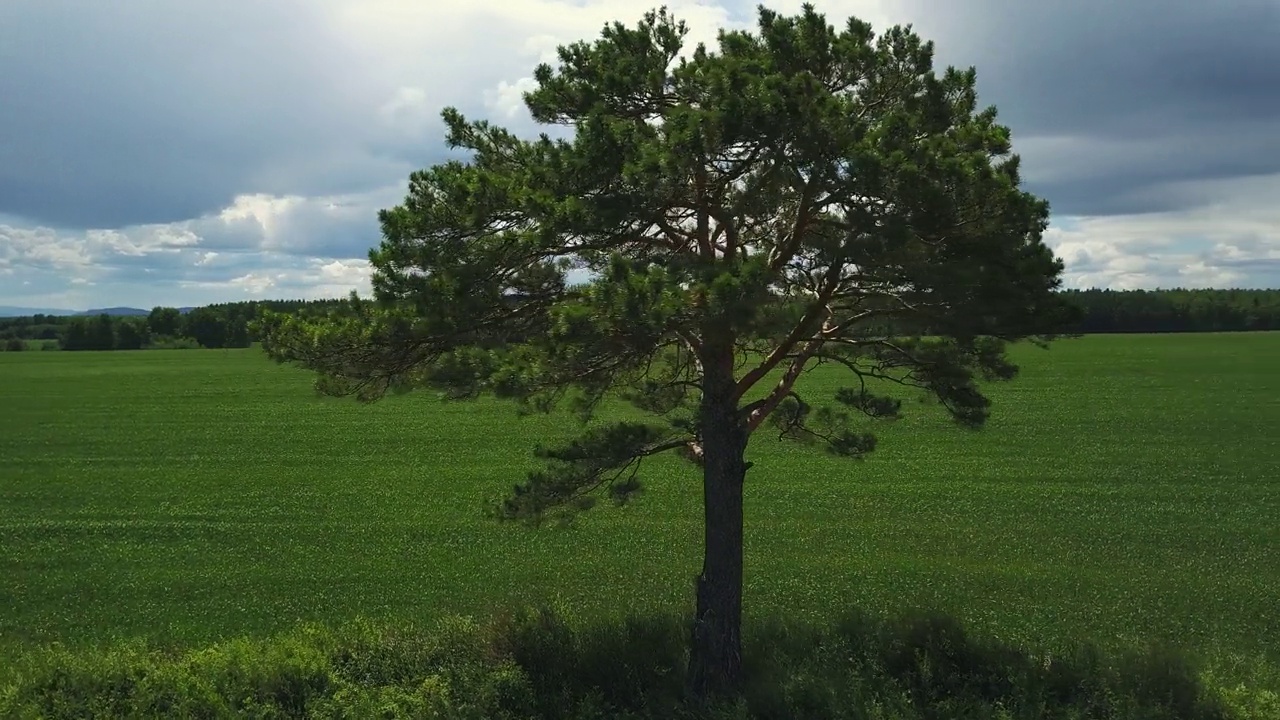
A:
1,0,1277,308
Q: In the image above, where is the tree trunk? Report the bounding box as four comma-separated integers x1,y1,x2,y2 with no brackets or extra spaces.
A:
686,354,748,700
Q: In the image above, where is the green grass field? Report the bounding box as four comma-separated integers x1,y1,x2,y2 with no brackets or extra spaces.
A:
2,333,1278,671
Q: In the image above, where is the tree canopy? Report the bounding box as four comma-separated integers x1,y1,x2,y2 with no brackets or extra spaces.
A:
258,3,1073,699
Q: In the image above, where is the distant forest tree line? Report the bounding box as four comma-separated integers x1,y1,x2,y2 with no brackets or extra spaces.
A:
1,289,1278,352
0,299,345,351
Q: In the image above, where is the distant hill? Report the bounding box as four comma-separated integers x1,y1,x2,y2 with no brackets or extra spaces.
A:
0,306,76,317
78,307,149,316
0,305,201,318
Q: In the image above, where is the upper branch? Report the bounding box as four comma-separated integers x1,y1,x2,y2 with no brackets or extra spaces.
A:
742,336,823,432
732,262,841,401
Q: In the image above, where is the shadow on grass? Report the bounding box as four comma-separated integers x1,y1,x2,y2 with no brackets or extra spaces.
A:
0,605,1263,719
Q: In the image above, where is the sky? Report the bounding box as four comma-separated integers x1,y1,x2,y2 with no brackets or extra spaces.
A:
2,0,1278,311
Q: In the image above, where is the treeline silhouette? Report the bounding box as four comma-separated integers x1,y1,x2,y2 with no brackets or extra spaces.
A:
1065,288,1280,333
2,290,1278,351
0,299,345,351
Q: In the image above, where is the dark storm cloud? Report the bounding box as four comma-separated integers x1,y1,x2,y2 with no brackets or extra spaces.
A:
893,0,1280,216
0,0,394,229
1016,119,1280,216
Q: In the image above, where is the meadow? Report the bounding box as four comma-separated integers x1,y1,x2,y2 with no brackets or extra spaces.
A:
1,333,1277,694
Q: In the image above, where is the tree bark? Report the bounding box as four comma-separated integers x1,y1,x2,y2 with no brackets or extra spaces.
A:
686,348,748,700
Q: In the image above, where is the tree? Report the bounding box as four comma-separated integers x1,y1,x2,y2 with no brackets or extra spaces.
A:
222,309,253,348
115,317,149,350
257,4,1073,700
184,308,227,348
87,314,116,351
3,337,24,352
148,306,182,337
61,317,90,351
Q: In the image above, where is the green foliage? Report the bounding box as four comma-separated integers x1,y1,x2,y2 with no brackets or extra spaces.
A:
501,421,681,522
1201,657,1280,720
1064,288,1280,333
0,315,63,343
60,317,87,350
183,307,232,348
61,314,117,351
0,300,346,352
147,306,183,337
260,4,1073,526
3,336,25,351
114,317,149,350
88,314,115,350
145,334,202,350
0,607,1243,719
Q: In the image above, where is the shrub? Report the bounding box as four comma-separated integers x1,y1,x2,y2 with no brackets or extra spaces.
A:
3,337,25,351
146,335,202,350
0,607,1248,719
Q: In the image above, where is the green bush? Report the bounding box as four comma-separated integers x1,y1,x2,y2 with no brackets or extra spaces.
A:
3,337,25,351
145,335,202,350
0,607,1250,719
39,339,60,351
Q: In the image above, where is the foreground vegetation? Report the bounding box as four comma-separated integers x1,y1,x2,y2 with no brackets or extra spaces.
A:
5,606,1265,719
2,333,1278,712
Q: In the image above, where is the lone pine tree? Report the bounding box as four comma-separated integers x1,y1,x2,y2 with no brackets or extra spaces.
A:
258,3,1073,699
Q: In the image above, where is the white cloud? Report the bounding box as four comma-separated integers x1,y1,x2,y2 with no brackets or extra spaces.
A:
0,181,389,307
228,273,276,295
188,185,397,257
177,258,372,300
0,226,93,271
318,258,371,284
484,77,542,120
378,87,437,141
1046,173,1280,289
